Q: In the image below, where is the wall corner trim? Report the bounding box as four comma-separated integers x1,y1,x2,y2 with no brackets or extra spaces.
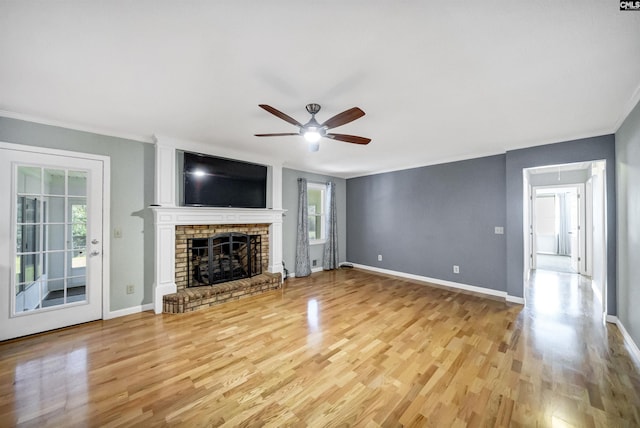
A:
348,263,508,300
610,316,640,365
104,303,154,320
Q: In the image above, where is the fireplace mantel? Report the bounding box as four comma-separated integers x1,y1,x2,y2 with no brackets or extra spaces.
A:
152,206,285,226
151,206,285,314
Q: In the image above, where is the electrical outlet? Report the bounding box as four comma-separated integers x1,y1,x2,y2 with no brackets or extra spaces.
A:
453,265,460,274
126,284,134,294
312,259,317,267
378,254,382,261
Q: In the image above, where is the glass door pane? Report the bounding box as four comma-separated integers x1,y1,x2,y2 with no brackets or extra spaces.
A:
14,166,88,313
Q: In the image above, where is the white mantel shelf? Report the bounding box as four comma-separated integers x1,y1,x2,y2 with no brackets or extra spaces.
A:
151,206,286,314
151,206,286,226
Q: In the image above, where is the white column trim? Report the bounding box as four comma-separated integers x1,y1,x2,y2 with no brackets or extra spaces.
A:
153,138,176,207
269,222,283,275
153,221,177,314
270,164,283,210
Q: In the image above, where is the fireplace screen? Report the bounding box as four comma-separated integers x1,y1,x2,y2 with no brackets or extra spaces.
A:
187,232,262,287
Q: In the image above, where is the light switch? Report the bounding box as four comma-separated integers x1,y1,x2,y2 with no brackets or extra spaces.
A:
494,226,504,235
114,227,122,238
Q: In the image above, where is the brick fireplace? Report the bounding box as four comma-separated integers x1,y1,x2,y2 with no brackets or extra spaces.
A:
175,224,269,290
151,136,286,314
151,206,285,314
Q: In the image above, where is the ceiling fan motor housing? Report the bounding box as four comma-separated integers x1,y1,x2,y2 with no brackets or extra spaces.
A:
305,103,321,115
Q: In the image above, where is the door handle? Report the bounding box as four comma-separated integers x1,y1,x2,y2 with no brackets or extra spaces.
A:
91,239,100,245
90,251,100,256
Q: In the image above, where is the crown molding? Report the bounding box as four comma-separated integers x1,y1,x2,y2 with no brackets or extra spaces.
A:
0,109,154,144
613,82,640,133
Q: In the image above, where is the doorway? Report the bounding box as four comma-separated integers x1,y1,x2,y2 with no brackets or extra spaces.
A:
523,160,607,322
532,185,583,274
0,143,109,341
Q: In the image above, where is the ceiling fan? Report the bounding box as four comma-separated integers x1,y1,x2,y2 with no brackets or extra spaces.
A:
255,103,371,152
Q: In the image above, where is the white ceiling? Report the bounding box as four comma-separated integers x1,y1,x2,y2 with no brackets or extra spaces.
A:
1,1,639,178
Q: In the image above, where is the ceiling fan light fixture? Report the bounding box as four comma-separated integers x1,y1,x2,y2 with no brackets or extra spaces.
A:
308,141,320,152
303,127,322,143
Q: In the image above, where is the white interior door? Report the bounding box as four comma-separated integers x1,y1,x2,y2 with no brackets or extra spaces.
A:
585,178,593,277
567,184,588,275
530,188,537,269
577,184,586,275
0,144,105,341
568,189,579,273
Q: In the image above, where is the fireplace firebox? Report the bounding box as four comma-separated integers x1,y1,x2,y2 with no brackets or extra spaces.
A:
187,232,262,287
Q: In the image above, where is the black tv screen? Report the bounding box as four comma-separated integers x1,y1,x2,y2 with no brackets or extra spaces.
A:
183,152,267,208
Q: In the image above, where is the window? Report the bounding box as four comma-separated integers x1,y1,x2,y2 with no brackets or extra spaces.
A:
70,203,87,268
16,196,41,291
307,183,326,244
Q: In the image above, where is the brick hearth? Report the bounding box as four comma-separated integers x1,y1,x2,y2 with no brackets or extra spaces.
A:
163,272,281,313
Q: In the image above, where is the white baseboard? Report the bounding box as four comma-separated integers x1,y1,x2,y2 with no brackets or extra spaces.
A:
609,316,640,364
288,266,324,278
104,303,154,320
348,263,509,301
506,295,525,304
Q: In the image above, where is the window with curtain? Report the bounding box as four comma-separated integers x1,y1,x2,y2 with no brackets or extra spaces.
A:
307,182,326,244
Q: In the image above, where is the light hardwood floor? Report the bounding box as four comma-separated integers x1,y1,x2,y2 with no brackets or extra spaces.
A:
0,268,639,426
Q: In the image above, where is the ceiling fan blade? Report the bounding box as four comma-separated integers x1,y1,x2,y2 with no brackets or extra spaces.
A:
254,133,300,137
326,133,371,145
258,104,302,127
321,107,365,129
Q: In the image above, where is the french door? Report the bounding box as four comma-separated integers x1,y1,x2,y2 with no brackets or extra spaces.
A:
0,143,106,341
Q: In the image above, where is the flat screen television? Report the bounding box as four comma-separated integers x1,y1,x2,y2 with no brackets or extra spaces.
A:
182,151,267,208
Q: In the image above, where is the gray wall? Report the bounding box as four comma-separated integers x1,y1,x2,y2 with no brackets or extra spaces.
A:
505,135,616,311
282,168,347,275
616,99,640,346
347,155,507,292
0,117,155,311
0,117,623,323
